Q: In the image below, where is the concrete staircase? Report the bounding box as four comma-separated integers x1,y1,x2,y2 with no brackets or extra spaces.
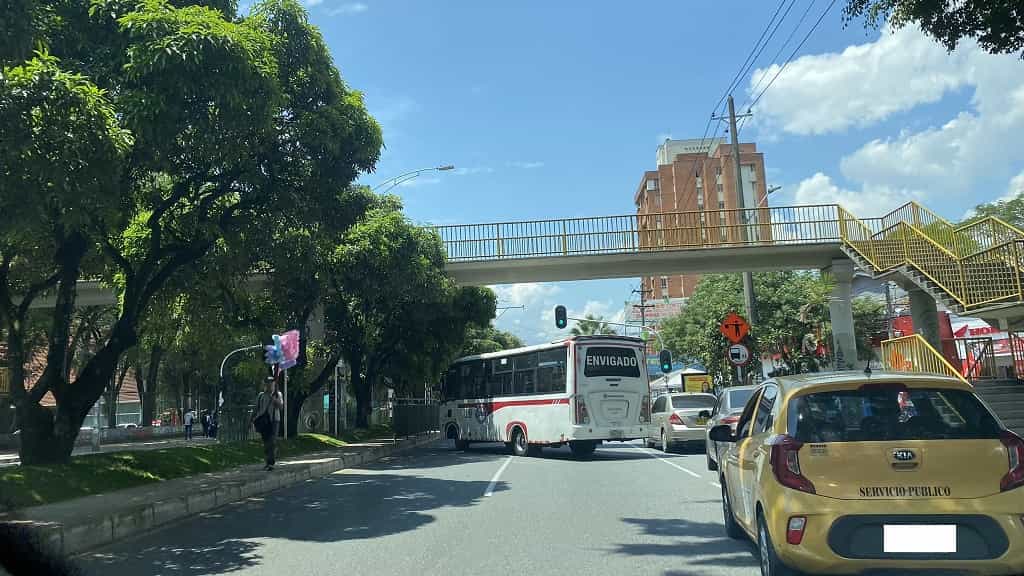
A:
974,379,1024,434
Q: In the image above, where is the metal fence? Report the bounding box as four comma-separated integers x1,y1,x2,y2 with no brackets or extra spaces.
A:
217,404,256,443
392,398,438,437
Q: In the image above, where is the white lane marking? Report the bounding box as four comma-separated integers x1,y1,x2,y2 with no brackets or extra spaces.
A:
710,481,722,488
484,456,513,497
632,444,702,478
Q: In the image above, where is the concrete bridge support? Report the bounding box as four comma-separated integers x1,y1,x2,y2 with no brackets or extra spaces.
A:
909,288,942,351
825,259,858,371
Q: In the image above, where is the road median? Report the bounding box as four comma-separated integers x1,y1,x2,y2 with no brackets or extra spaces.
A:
0,431,439,556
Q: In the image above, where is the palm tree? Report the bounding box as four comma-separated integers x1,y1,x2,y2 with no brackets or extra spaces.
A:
570,314,618,336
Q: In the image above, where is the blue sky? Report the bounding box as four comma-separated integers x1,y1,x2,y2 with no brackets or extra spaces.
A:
297,0,1024,345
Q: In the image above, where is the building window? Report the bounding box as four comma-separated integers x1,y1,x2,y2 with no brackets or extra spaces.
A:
717,183,724,196
660,276,669,290
646,179,659,191
653,190,662,210
718,200,725,210
715,166,722,176
697,194,704,209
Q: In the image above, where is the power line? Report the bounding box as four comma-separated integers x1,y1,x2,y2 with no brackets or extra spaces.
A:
737,0,821,134
711,0,791,117
745,0,839,112
720,0,800,115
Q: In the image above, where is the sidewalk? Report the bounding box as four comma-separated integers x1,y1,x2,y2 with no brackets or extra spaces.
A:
0,432,439,556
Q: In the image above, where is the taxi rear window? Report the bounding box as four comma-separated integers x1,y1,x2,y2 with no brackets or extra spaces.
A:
787,386,1002,443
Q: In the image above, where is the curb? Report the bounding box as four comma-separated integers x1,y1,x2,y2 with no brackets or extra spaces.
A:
5,432,440,557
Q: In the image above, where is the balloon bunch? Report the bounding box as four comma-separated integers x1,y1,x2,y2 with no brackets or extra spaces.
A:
264,334,285,365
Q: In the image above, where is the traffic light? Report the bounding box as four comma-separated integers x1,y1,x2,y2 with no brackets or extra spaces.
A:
555,305,567,329
659,349,673,373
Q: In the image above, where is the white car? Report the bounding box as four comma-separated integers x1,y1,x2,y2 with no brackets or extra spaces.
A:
647,392,717,452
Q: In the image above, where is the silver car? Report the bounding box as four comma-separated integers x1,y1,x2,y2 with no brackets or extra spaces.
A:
703,384,758,471
647,392,717,452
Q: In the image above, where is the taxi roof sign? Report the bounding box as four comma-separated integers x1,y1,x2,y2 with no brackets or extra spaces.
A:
719,312,750,344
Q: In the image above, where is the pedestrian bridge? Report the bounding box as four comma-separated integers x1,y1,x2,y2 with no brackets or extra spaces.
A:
433,202,1024,319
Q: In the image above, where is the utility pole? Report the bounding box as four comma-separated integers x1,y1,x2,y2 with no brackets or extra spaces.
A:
632,285,655,348
719,95,757,325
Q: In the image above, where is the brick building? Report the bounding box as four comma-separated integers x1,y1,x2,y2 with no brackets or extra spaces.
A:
634,137,769,300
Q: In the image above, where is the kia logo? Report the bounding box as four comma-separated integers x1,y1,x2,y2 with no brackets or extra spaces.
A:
892,449,916,462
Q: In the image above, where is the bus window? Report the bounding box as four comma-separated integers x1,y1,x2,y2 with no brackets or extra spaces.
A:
537,348,567,393
443,367,461,401
514,353,538,395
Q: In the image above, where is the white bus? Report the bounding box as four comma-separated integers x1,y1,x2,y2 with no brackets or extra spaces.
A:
440,335,651,457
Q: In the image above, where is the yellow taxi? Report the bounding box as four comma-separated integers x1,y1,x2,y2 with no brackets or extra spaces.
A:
709,371,1024,576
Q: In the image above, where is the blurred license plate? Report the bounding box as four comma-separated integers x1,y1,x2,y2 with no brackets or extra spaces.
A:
609,429,623,438
883,525,956,553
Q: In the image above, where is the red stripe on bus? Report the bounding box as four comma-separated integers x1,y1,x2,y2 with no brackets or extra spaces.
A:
457,398,570,410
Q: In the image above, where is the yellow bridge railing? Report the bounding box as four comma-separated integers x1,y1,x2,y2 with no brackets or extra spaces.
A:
881,334,968,384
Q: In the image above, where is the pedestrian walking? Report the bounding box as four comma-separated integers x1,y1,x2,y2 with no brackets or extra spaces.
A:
201,410,210,438
183,409,194,440
253,376,284,471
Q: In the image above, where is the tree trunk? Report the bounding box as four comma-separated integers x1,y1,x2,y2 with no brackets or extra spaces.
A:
349,354,370,429
136,344,162,427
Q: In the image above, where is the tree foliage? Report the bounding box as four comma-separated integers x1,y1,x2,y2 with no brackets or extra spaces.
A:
853,295,888,362
570,314,618,336
459,325,525,357
0,0,382,463
660,272,834,382
962,189,1024,229
843,0,1024,58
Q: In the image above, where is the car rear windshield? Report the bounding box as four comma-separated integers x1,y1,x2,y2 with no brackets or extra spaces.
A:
583,346,641,378
787,386,1002,443
672,395,716,410
727,389,754,411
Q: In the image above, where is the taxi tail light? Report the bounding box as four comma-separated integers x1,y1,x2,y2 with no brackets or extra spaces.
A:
721,414,740,430
640,395,651,423
999,429,1024,492
786,516,807,545
668,412,684,426
575,395,590,425
768,434,816,494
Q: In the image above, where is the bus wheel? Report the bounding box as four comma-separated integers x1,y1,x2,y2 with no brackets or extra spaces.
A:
511,428,529,457
569,440,596,458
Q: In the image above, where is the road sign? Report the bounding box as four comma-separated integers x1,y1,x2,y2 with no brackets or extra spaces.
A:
719,312,750,344
727,343,751,366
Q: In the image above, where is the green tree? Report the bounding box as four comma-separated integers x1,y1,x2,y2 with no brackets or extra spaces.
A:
1,0,381,463
843,0,1024,59
962,189,1024,229
853,295,888,362
570,314,618,336
459,325,525,357
327,206,494,427
660,272,834,382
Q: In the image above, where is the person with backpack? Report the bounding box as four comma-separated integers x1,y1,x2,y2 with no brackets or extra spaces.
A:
253,376,284,471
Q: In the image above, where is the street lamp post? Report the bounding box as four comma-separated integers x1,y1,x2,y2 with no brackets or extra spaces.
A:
372,165,455,194
758,185,781,208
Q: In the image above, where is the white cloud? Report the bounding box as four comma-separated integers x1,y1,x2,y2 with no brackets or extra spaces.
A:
491,283,561,309
963,170,1024,219
452,166,494,176
793,172,921,216
750,26,972,135
507,161,545,169
326,2,367,14
753,26,1024,211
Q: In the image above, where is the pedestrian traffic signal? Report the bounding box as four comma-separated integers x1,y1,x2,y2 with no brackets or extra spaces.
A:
555,305,567,329
659,349,673,373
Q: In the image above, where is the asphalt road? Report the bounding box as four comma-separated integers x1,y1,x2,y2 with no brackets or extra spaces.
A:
76,439,760,576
